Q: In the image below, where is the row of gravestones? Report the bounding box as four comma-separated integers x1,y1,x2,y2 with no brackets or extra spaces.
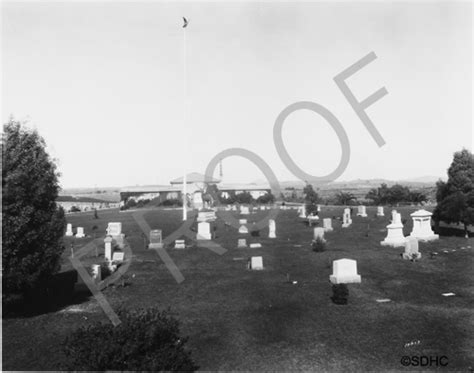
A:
65,224,85,238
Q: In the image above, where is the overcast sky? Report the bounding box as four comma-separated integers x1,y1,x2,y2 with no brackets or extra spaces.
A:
2,1,472,188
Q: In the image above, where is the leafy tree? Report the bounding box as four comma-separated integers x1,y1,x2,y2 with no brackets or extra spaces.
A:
256,192,275,204
433,149,474,236
335,191,356,205
304,183,320,215
63,307,199,371
235,191,253,204
408,190,427,204
2,120,66,302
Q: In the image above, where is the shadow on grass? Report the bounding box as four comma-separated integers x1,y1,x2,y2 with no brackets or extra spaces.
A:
3,270,92,319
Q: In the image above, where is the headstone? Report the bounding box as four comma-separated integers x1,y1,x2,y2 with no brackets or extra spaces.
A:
106,222,122,236
329,258,361,284
381,212,406,247
323,218,333,232
317,204,321,212
239,225,249,234
313,227,326,242
409,209,439,241
65,223,73,236
197,211,216,222
239,219,247,225
232,205,237,211
298,204,306,218
342,208,352,228
197,222,211,240
240,206,250,215
193,192,204,210
391,210,400,224
377,206,384,216
76,227,85,238
238,238,247,248
268,219,276,238
104,236,113,261
260,206,265,211
112,251,125,262
402,237,421,260
249,256,263,270
174,239,186,249
91,264,101,281
148,229,163,249
249,243,262,248
357,205,367,217
307,214,319,226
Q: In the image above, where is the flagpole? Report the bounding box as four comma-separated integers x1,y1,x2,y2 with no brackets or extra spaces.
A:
182,18,188,221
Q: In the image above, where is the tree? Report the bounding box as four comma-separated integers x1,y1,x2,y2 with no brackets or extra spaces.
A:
433,149,474,236
2,120,66,303
304,183,320,215
63,307,199,371
256,192,275,204
335,191,356,205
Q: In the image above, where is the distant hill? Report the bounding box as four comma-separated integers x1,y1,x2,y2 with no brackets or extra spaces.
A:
59,187,120,202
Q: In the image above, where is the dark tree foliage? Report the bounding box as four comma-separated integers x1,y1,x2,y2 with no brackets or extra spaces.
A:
334,191,356,205
63,307,199,372
234,191,253,204
256,192,275,204
433,149,474,236
365,183,426,205
304,183,320,215
2,120,66,302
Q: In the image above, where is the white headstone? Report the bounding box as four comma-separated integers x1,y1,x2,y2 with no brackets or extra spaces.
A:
112,251,125,262
329,258,361,284
268,219,276,238
249,256,263,270
298,204,306,218
91,264,101,281
377,206,384,216
260,206,265,211
317,204,321,212
197,222,211,240
106,222,122,237
104,236,113,261
65,223,73,236
232,205,237,211
76,227,85,238
148,229,163,249
409,209,439,241
238,238,247,248
402,237,421,260
249,243,262,248
357,205,367,217
342,208,352,228
381,215,406,247
174,239,186,249
239,219,248,225
240,206,250,215
323,218,333,232
239,225,249,234
313,227,326,242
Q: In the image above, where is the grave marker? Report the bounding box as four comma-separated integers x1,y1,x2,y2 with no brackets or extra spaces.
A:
329,258,361,284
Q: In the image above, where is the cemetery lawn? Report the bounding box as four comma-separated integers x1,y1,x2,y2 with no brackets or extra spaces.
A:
3,206,474,371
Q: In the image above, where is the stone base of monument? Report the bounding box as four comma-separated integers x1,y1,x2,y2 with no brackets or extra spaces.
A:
342,222,352,228
409,233,439,242
197,233,212,240
380,238,407,247
329,274,361,284
148,243,164,249
357,213,368,217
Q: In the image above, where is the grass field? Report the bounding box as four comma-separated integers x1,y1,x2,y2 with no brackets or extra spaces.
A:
3,206,474,371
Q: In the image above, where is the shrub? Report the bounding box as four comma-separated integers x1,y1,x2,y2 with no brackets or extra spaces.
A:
63,307,199,371
256,192,275,204
331,284,349,305
70,206,81,213
312,236,326,252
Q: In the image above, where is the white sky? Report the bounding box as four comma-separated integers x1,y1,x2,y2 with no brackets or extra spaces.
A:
2,1,472,188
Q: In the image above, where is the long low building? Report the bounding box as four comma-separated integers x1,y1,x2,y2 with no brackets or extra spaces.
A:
119,173,272,209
